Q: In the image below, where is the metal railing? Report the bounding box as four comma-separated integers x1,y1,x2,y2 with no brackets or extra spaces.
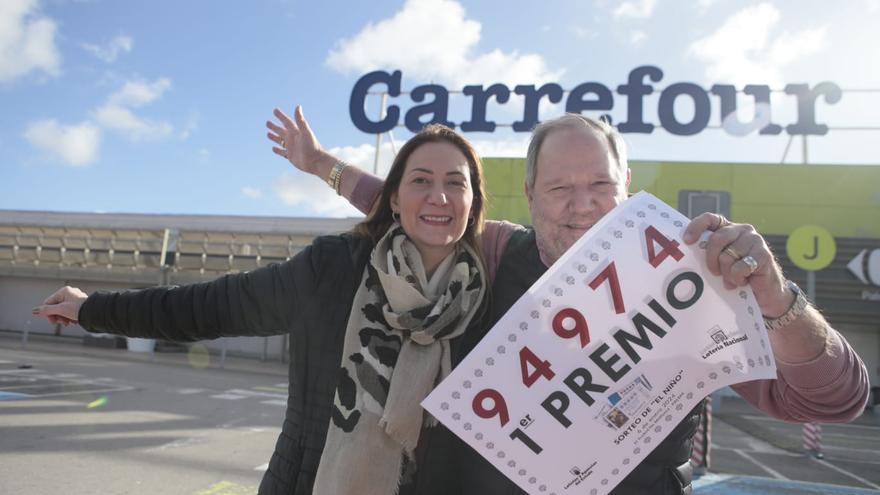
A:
2,224,313,363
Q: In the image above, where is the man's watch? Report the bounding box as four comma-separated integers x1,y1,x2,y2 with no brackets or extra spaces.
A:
763,280,809,331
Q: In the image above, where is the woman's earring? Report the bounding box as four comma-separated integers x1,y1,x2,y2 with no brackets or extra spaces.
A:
392,211,401,223
468,216,475,227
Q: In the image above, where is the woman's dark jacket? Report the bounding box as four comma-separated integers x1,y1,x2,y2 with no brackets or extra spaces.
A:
78,232,700,495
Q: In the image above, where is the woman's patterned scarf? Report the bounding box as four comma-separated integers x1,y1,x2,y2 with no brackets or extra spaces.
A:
313,224,486,494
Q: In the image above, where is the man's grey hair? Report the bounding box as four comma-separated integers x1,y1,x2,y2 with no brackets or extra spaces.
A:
524,114,629,189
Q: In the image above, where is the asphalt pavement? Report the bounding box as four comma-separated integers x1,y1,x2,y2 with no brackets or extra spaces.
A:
2,332,878,494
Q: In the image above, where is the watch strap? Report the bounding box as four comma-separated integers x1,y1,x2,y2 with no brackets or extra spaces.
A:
763,280,809,331
327,161,347,194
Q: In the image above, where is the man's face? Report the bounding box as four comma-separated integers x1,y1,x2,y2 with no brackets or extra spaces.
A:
526,127,630,265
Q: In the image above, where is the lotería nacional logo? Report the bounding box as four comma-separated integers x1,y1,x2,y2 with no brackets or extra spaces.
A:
700,325,748,360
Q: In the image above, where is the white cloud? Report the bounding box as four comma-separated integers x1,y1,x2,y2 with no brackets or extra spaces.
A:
178,112,199,139
241,186,263,199
629,30,647,45
23,119,101,166
688,3,827,87
471,137,530,158
94,78,174,141
0,0,61,82
275,172,364,217
94,104,173,141
197,148,210,163
273,141,395,217
697,0,719,12
81,35,132,62
570,25,597,40
866,0,880,13
326,0,561,87
766,28,826,66
329,141,397,177
613,0,658,19
107,78,171,107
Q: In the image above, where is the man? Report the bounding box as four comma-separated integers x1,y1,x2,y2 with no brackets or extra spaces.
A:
267,107,868,494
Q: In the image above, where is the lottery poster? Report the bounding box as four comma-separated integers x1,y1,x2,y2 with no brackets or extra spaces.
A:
422,191,777,495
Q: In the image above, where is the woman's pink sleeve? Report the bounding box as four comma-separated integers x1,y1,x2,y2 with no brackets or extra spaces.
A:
731,330,869,423
350,172,384,215
481,220,523,284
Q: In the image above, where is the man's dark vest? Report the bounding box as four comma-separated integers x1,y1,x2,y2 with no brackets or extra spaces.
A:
486,228,702,495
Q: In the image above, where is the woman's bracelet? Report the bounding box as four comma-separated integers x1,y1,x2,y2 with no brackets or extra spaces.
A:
327,161,347,195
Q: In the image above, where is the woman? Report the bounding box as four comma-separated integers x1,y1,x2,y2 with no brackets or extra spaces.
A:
33,124,490,495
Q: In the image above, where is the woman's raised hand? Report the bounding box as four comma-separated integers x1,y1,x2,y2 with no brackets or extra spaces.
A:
32,286,88,326
266,105,327,176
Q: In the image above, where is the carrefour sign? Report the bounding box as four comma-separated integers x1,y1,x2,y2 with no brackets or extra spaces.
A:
349,66,841,136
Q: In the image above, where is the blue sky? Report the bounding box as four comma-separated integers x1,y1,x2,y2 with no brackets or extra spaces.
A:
2,0,878,218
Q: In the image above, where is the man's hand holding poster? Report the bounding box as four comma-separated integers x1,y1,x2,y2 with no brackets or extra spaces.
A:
422,192,777,495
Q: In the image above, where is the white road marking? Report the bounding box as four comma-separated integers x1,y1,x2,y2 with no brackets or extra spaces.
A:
0,387,135,399
820,444,880,457
733,449,789,480
254,463,269,471
176,388,205,394
0,372,135,399
741,414,880,431
811,457,880,490
14,385,135,398
211,394,246,400
0,382,46,390
144,437,201,452
224,388,286,399
260,400,287,407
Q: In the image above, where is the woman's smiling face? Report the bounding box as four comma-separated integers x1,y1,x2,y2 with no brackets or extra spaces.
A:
391,141,474,271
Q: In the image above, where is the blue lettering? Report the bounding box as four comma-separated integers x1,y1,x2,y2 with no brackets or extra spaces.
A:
617,65,663,134
565,82,614,124
658,82,711,136
785,82,842,136
461,84,511,132
404,84,453,132
349,70,401,134
512,83,564,132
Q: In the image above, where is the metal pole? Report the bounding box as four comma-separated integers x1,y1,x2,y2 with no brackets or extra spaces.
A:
807,271,816,304
690,396,712,473
159,228,170,268
780,135,794,163
373,92,387,174
220,339,228,369
802,135,808,164
803,422,823,458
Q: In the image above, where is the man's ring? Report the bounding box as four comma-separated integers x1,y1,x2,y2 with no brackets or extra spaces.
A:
280,138,285,148
741,255,758,274
723,246,741,260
